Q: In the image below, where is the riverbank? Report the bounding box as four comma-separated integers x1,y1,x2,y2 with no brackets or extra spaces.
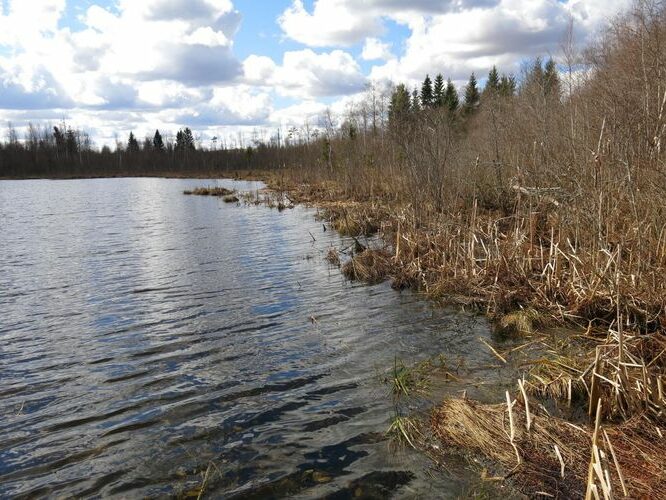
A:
235,169,666,498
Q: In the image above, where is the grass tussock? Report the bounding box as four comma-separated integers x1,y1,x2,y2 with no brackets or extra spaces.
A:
497,308,542,336
387,356,431,399
222,194,239,203
431,396,666,498
387,415,423,449
325,248,341,267
326,205,382,237
184,186,235,197
341,248,393,284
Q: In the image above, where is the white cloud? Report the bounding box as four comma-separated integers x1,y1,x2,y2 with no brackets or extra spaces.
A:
244,49,367,98
361,38,393,61
367,0,632,84
278,0,381,47
0,0,65,46
0,0,635,147
269,100,328,128
273,49,367,98
243,55,277,85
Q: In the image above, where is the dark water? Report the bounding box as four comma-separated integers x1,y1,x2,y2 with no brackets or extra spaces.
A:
0,178,507,498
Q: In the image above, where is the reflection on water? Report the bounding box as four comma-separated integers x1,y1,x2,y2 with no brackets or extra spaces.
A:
0,178,502,498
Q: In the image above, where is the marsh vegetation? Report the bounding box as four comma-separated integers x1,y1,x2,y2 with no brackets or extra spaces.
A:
3,0,666,496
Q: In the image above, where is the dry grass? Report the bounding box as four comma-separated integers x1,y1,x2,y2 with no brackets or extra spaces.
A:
497,308,541,336
431,396,666,498
194,5,666,494
222,194,239,203
325,248,341,267
184,186,235,197
341,248,393,284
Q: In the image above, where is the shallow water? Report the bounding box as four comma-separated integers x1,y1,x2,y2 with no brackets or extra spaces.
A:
0,178,511,498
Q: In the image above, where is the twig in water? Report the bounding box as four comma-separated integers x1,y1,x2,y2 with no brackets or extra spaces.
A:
480,338,507,364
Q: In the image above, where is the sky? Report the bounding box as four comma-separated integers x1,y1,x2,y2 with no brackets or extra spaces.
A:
0,0,633,148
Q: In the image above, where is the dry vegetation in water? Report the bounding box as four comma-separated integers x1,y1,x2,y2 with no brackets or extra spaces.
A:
248,2,666,496
432,397,665,498
183,186,236,197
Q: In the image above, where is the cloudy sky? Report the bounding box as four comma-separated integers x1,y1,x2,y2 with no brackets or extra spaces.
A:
0,0,632,147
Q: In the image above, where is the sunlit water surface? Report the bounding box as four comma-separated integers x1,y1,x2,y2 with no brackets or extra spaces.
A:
0,178,509,498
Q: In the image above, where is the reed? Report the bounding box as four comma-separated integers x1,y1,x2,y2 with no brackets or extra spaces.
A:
431,394,665,498
341,248,393,284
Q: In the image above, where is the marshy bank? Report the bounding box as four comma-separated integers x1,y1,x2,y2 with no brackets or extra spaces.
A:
240,166,666,497
212,4,666,496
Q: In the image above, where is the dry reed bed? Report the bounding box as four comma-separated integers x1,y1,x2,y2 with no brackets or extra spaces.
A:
251,2,666,493
432,397,665,498
264,174,666,497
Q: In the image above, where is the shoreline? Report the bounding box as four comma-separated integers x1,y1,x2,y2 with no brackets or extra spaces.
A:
5,171,665,496
241,171,666,498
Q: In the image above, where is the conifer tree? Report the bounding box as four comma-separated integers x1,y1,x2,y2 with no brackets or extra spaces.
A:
463,73,480,113
153,129,164,152
183,127,195,151
412,88,421,112
389,84,412,127
543,59,560,98
444,79,459,113
528,57,545,91
65,128,78,156
499,74,517,97
485,66,500,94
53,126,66,155
433,73,445,107
175,130,185,152
127,132,139,153
420,75,434,108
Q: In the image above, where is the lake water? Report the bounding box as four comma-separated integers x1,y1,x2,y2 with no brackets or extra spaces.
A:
0,178,508,498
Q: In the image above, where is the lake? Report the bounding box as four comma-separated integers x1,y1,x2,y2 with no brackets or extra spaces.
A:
0,178,507,498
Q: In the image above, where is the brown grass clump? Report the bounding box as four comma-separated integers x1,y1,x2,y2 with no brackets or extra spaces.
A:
184,186,235,197
325,248,341,267
497,308,542,336
223,194,239,203
332,215,380,237
341,249,393,284
431,396,666,498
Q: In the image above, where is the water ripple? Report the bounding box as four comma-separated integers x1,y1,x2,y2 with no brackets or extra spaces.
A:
0,178,499,498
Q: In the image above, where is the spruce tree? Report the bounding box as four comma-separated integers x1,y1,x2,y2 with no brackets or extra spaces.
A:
175,130,185,151
127,132,139,153
463,73,480,113
153,129,164,152
65,128,78,156
389,84,411,127
412,88,421,112
499,74,517,97
53,126,66,154
444,79,459,113
528,57,545,91
485,66,500,94
183,128,195,151
543,59,560,98
433,73,445,107
420,75,434,108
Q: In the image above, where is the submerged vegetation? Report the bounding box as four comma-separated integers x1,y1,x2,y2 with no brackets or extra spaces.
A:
3,0,666,496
